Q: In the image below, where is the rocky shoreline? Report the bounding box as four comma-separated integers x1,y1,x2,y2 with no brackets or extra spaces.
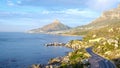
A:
30,36,120,68
30,35,120,68
30,40,85,68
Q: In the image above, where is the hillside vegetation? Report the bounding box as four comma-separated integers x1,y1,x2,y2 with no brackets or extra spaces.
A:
60,4,120,68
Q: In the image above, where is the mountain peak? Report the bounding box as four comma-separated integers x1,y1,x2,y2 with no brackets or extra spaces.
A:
29,20,71,33
53,19,61,24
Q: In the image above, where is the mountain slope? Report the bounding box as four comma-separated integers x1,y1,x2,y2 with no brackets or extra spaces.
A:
64,4,120,67
65,4,120,35
28,20,71,33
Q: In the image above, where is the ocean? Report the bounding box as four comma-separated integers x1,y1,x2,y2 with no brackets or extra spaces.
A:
0,32,82,68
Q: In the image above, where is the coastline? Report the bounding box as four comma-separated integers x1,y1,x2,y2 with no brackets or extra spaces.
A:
31,45,73,68
26,32,85,37
31,39,86,68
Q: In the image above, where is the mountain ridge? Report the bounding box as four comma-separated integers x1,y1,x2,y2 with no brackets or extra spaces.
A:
64,4,120,35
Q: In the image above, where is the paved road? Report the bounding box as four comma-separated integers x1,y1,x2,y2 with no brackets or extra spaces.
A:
86,47,116,68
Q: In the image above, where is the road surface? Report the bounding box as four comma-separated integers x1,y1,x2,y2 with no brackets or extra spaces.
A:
86,47,116,68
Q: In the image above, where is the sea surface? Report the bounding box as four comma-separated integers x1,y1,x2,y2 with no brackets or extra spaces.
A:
0,32,82,68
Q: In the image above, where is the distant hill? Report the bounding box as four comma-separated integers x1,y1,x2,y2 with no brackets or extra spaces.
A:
64,4,120,35
28,19,71,33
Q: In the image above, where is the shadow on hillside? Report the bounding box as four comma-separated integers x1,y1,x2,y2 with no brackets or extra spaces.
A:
112,58,120,68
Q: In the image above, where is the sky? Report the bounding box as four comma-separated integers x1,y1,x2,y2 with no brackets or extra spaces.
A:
0,0,120,32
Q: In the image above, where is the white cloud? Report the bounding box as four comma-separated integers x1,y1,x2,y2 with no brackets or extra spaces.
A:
41,9,99,18
7,0,15,6
17,1,22,4
42,10,50,14
7,2,15,6
6,0,22,6
86,0,119,11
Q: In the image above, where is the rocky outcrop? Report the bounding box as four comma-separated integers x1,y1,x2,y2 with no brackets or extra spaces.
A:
45,42,65,46
65,40,88,50
45,40,87,50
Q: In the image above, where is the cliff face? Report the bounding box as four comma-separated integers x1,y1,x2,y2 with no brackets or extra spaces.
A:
102,5,120,19
92,4,120,24
29,19,71,33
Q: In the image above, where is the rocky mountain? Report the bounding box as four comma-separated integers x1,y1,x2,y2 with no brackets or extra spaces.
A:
28,19,71,33
90,4,120,24
65,4,120,35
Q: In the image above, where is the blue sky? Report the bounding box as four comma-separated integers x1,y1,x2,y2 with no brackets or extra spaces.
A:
0,0,120,32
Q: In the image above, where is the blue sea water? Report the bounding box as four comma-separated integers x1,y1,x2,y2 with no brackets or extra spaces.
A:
0,32,82,68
